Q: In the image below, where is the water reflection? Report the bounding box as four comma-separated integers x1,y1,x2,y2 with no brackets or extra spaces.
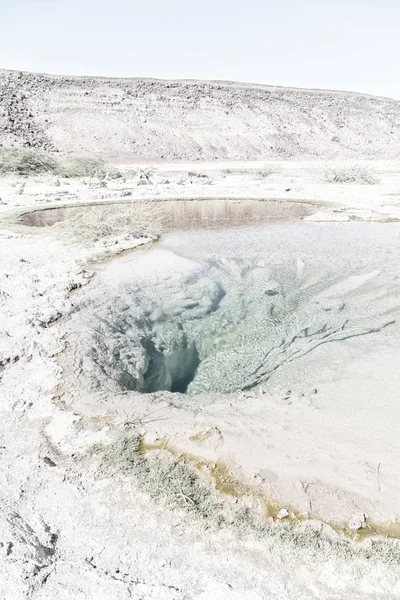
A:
21,199,316,230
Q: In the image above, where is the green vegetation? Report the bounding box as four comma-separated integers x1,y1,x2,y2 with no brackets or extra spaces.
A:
58,156,108,178
89,434,400,577
0,147,123,179
89,435,220,520
0,147,58,176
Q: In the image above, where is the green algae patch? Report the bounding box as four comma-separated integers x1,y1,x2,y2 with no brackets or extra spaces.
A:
140,436,400,540
141,437,304,523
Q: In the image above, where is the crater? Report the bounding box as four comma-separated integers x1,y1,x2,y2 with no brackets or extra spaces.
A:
63,210,400,398
133,336,200,394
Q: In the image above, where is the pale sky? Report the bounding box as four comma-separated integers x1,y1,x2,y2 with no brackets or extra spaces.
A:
1,0,399,98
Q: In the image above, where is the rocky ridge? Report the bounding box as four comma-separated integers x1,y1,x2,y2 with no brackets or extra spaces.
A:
1,69,400,160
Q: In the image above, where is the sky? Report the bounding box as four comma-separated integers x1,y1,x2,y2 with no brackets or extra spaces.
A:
0,0,399,98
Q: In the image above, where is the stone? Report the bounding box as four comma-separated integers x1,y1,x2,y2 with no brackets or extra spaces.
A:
348,513,367,531
277,508,289,520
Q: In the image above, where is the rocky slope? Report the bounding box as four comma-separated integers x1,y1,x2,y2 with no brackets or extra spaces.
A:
1,68,400,160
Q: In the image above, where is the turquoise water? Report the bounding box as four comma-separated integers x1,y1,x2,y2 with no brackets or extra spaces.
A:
72,219,400,396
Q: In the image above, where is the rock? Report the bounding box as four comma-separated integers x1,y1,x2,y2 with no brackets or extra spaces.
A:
348,513,367,530
188,171,209,178
136,177,153,186
276,508,289,520
81,270,95,280
265,288,279,296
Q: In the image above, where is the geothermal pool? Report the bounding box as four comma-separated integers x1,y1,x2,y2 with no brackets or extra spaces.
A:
67,213,400,401
55,200,400,531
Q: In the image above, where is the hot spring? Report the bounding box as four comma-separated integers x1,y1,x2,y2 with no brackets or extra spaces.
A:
62,202,400,399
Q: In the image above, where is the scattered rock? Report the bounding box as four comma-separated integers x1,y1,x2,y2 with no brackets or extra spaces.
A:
88,180,106,189
188,171,209,178
67,281,82,293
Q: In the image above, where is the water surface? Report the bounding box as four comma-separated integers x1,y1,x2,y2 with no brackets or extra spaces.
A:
69,218,400,396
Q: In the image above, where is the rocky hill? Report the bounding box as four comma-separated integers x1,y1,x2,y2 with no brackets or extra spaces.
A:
1,69,399,160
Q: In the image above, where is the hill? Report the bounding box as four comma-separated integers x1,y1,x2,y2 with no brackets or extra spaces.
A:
0,69,399,160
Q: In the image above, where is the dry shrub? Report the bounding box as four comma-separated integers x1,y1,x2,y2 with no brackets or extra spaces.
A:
57,156,108,178
324,164,379,184
59,201,163,244
0,147,57,175
0,147,125,180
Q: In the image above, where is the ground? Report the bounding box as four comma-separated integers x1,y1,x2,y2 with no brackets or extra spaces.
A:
1,160,400,599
